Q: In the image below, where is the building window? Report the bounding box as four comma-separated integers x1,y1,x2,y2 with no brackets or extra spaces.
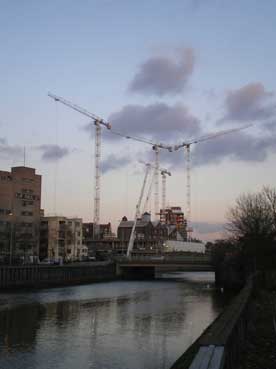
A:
21,211,33,216
22,189,33,194
22,200,34,206
22,193,35,200
20,222,33,228
0,209,11,215
22,178,34,183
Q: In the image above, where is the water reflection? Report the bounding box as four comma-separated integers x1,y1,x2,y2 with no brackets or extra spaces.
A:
0,303,45,351
0,272,229,369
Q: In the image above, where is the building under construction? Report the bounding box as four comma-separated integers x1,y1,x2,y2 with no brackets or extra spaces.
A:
160,206,187,241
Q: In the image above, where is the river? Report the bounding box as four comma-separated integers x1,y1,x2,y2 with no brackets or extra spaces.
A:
0,272,229,369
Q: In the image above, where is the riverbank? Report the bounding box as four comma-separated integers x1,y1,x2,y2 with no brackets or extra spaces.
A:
0,262,116,289
171,276,253,369
237,288,276,369
170,272,276,369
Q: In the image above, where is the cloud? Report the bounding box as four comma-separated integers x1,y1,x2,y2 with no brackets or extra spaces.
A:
191,221,225,234
129,48,195,96
107,102,201,141
193,131,276,166
265,120,276,132
222,82,275,123
188,0,214,11
0,139,23,159
158,127,276,169
37,145,70,161
101,154,132,174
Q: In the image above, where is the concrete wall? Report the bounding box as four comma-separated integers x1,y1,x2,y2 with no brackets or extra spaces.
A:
0,262,116,289
165,240,205,253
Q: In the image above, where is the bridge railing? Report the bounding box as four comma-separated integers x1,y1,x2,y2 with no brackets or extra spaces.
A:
114,254,211,264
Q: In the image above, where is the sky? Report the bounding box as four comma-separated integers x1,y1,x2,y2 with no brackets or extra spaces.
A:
1,0,276,241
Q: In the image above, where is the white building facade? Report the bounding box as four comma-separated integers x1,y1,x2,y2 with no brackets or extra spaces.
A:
40,216,88,262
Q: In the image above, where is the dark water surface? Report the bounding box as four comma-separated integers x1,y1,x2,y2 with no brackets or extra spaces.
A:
0,272,228,369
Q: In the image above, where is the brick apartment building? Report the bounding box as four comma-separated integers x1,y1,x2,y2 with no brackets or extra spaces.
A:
0,166,41,263
82,222,116,258
117,212,168,253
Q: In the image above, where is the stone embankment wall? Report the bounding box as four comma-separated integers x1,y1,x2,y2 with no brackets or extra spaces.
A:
0,262,116,289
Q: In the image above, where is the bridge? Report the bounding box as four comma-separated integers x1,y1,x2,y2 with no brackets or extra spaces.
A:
115,254,214,279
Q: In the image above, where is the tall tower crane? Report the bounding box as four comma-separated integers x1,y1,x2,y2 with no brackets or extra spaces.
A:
127,163,151,258
161,169,171,213
139,160,171,217
174,124,252,240
110,130,173,220
48,93,111,235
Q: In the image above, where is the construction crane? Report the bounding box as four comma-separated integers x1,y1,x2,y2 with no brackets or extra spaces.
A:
139,160,171,217
142,171,155,215
161,169,171,214
110,130,173,220
48,93,111,236
127,163,151,258
174,123,253,240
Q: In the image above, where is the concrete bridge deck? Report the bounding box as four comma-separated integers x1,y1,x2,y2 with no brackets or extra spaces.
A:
115,255,214,278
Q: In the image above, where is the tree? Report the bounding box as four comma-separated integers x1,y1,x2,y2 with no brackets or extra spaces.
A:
227,187,276,271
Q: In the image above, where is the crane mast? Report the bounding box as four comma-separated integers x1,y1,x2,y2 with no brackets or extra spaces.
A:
139,160,171,220
174,123,252,240
161,169,171,215
94,122,101,229
153,146,160,221
185,145,192,240
127,164,151,258
48,92,111,236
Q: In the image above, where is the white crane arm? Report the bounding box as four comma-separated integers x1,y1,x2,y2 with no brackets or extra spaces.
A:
174,123,253,150
142,170,155,214
109,130,173,151
48,92,111,129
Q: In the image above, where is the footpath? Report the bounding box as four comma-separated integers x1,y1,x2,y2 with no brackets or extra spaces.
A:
238,289,276,369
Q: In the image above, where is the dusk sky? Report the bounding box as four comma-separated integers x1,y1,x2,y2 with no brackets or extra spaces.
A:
1,0,276,240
